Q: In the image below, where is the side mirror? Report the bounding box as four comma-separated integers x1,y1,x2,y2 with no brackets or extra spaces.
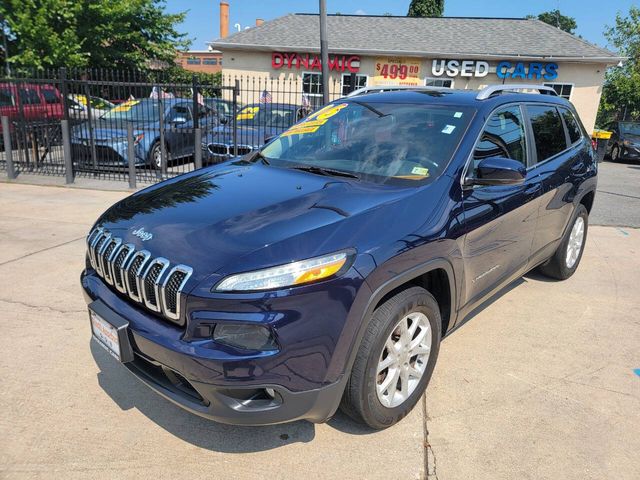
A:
170,116,187,125
466,157,526,187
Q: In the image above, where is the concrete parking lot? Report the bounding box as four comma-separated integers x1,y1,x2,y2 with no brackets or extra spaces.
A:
1,162,639,479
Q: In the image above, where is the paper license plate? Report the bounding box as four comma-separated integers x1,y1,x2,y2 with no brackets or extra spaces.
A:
90,308,121,361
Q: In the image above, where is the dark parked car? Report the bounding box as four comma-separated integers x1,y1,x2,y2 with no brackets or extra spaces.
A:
204,97,243,122
71,98,217,169
201,103,306,163
606,121,640,161
82,85,596,429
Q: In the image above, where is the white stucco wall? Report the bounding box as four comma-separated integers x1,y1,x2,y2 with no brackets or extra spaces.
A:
221,50,608,132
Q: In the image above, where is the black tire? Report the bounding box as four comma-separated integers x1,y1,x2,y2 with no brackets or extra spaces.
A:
610,144,620,162
340,286,441,429
148,141,165,170
537,204,589,280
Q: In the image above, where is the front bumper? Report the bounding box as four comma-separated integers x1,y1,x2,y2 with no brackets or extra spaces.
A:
81,268,365,425
621,145,640,160
71,140,147,166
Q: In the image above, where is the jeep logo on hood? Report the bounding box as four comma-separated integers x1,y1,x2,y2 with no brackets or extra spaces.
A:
132,227,153,241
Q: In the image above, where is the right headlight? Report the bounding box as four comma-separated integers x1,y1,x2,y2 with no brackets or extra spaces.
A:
215,251,351,292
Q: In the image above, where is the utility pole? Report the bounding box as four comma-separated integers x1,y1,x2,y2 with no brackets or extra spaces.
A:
319,0,330,105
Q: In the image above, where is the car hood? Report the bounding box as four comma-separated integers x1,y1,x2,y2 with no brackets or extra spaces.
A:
204,124,283,146
94,163,426,284
71,119,151,140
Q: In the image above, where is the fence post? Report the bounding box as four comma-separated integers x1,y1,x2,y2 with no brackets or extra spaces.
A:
233,79,239,157
61,119,74,184
158,96,167,178
194,128,202,170
2,116,16,180
127,123,136,189
59,67,70,121
83,80,98,173
192,75,200,129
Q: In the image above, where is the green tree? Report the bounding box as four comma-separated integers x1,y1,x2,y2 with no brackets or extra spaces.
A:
597,6,640,125
527,10,577,34
407,0,444,17
0,0,189,73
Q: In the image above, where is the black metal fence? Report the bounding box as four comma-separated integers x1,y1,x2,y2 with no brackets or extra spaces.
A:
1,68,345,186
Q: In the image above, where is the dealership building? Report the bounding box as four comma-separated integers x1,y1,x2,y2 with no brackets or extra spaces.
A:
210,14,623,132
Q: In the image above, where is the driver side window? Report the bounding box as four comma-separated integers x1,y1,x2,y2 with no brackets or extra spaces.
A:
472,105,527,175
167,105,192,123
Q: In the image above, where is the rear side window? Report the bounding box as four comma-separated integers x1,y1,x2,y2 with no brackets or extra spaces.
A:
559,108,582,144
473,105,527,169
0,88,13,107
19,87,41,105
528,105,567,162
41,89,60,105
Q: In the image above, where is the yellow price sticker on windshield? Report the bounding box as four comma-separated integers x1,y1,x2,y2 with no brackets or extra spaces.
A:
281,103,349,137
237,106,259,120
112,100,140,112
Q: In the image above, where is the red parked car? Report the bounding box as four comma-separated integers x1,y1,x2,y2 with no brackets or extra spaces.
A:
0,82,65,128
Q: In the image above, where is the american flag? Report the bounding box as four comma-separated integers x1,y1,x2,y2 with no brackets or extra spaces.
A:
260,89,272,103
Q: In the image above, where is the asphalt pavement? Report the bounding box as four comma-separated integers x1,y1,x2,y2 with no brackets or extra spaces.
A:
591,159,640,227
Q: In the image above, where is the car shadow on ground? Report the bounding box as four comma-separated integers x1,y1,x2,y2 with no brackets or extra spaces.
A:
445,277,527,336
91,341,375,451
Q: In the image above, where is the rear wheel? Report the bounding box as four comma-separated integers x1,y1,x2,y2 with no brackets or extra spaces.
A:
340,286,441,429
537,204,588,280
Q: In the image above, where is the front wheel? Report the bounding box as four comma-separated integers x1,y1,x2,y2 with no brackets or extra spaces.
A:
538,204,588,280
610,144,620,162
148,141,166,170
340,286,441,429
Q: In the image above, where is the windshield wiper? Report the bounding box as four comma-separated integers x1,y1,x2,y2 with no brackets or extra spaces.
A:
289,165,359,179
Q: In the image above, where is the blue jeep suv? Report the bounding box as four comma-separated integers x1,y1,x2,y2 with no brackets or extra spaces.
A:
81,85,597,429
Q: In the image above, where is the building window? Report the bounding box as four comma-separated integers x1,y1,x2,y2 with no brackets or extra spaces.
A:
302,72,323,97
341,73,367,96
302,72,326,108
186,57,202,65
203,58,218,65
544,83,573,100
425,77,454,88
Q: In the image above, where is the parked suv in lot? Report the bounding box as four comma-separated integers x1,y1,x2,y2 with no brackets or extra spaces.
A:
82,85,596,429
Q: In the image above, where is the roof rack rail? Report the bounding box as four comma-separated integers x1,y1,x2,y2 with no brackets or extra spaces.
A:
476,84,558,100
345,85,445,98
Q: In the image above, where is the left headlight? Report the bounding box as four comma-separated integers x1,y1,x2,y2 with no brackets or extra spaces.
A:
215,251,351,292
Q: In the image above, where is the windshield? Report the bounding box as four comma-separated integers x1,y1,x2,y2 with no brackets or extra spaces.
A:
100,99,160,122
620,122,640,135
260,101,474,185
236,104,296,129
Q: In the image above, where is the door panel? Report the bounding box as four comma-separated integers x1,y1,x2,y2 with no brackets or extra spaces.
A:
462,179,540,305
165,104,193,158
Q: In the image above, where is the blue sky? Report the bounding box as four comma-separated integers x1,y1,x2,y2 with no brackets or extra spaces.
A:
165,0,638,51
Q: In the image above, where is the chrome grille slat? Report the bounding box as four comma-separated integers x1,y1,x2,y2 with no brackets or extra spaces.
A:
141,258,170,312
161,265,193,321
111,243,135,293
85,228,192,325
126,250,151,303
101,237,122,285
94,232,112,277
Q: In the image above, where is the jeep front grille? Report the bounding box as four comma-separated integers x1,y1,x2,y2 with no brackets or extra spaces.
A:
86,228,193,325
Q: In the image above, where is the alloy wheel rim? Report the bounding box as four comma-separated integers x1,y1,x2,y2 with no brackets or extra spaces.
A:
375,311,432,408
566,216,585,269
154,147,162,167
612,146,619,160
